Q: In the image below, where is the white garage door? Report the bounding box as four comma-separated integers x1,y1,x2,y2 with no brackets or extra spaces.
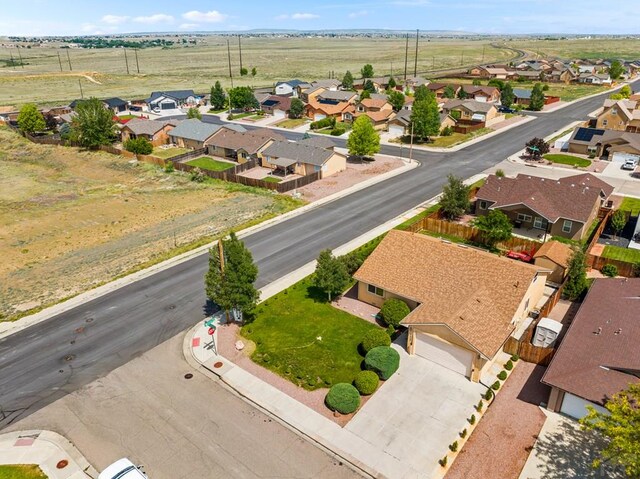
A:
611,151,640,163
388,124,405,137
273,109,286,119
414,334,474,377
560,392,608,419
314,113,326,121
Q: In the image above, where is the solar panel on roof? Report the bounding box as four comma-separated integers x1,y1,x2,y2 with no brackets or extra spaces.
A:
574,128,605,142
318,98,340,105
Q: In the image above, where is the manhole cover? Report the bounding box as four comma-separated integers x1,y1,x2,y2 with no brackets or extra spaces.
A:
64,354,76,362
85,317,94,323
166,304,176,310
56,460,68,469
213,361,224,369
184,373,193,379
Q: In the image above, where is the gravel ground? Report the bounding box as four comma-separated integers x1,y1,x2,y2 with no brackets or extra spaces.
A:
293,155,405,202
445,362,550,479
217,322,372,427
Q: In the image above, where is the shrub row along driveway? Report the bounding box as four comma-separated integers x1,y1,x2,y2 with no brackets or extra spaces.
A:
446,362,550,479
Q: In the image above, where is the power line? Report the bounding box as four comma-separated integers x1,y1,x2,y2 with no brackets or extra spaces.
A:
124,48,130,75
414,29,419,77
226,38,234,88
17,48,24,69
66,49,72,71
238,35,243,74
78,78,84,99
57,51,63,72
134,49,140,74
403,33,409,80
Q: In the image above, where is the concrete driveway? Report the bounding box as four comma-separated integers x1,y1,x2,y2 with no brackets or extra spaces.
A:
346,336,485,478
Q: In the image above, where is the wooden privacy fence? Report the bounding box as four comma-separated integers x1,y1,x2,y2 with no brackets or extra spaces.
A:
407,217,542,253
586,255,637,277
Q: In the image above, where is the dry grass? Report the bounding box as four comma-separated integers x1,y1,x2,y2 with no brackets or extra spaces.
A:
511,38,640,60
0,37,517,106
0,126,301,320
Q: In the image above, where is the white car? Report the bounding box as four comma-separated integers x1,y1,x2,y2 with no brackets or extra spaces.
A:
99,459,147,479
621,158,639,170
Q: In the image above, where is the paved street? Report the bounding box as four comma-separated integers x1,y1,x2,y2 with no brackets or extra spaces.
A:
1,80,637,432
4,334,360,479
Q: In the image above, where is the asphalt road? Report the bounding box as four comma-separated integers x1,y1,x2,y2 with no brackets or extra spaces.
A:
0,82,634,429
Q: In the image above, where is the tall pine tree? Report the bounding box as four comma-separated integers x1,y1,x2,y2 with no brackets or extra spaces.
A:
210,81,226,110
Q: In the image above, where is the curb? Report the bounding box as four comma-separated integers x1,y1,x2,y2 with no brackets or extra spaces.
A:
0,158,417,340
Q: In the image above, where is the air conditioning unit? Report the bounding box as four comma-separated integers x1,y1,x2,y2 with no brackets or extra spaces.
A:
532,317,563,348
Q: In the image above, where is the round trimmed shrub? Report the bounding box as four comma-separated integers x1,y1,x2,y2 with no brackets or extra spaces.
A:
354,370,379,395
325,383,360,414
498,370,507,381
511,354,519,362
361,328,391,354
380,298,410,328
504,359,513,371
601,264,618,277
365,346,400,380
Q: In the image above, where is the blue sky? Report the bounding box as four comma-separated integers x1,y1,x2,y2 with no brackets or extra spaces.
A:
1,0,639,36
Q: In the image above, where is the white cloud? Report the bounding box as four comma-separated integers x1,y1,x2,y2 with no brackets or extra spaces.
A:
182,10,228,23
276,12,320,20
132,14,174,24
390,0,430,5
348,10,369,18
179,23,199,30
101,15,129,25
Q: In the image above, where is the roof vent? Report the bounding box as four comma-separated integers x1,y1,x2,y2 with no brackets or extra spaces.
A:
594,327,602,335
614,328,622,335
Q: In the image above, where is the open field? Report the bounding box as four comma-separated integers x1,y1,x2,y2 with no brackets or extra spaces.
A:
511,38,640,60
0,127,301,320
0,37,518,106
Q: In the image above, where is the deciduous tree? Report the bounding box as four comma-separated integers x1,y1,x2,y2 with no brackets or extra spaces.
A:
473,210,513,247
414,85,430,102
610,209,627,240
608,60,625,80
210,81,226,110
123,137,153,155
313,249,350,301
525,137,550,158
347,115,380,158
228,86,258,110
387,76,396,90
501,82,514,107
205,233,259,320
443,85,456,99
342,70,354,90
529,83,545,111
361,64,374,78
289,97,304,119
71,98,117,148
410,93,440,141
387,90,405,112
563,248,588,300
186,107,201,119
17,103,46,134
439,174,470,220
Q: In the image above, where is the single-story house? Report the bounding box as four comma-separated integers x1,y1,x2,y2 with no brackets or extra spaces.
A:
427,82,461,100
353,230,548,382
297,135,336,149
513,88,533,105
146,90,199,111
567,127,607,155
514,71,544,82
317,90,358,104
168,119,246,149
460,85,500,103
261,140,347,178
343,98,394,129
205,128,285,163
259,95,292,118
595,99,640,132
403,76,429,94
569,127,640,159
543,278,640,419
548,68,577,83
475,173,614,240
386,109,454,137
305,98,355,122
353,77,389,93
578,73,612,85
442,99,499,126
310,79,341,90
468,66,512,79
69,98,128,114
275,79,310,97
533,240,573,284
120,118,177,146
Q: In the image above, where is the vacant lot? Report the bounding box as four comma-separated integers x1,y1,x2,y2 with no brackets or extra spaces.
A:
0,127,300,320
0,37,517,106
511,38,640,60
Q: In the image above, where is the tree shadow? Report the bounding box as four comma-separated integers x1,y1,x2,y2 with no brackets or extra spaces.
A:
528,417,625,478
305,284,331,303
516,364,551,405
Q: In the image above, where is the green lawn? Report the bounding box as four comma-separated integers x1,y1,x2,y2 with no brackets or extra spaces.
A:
428,128,492,148
152,147,190,159
544,154,591,168
0,465,48,479
185,157,235,171
620,197,640,216
241,278,379,390
208,108,227,114
230,112,253,120
602,245,640,263
274,118,308,129
261,176,281,183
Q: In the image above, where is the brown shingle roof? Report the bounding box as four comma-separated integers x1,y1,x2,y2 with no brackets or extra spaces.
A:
205,128,285,154
476,173,613,223
533,241,573,268
121,118,176,136
360,98,389,110
353,231,543,358
306,98,354,116
542,278,640,405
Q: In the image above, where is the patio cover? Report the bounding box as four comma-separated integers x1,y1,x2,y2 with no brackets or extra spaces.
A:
269,156,297,167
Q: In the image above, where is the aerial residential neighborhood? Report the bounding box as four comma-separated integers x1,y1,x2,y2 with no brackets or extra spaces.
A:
1,2,640,479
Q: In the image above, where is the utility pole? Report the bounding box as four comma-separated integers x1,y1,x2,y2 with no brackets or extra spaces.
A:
237,35,243,74
403,33,409,80
124,48,130,75
17,48,24,69
414,29,419,77
433,56,435,70
482,45,485,63
227,38,234,88
66,49,72,71
218,239,230,324
78,78,84,99
9,51,14,67
57,51,63,71
461,52,464,66
134,49,140,73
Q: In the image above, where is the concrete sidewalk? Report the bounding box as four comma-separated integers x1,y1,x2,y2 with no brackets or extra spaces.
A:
0,430,97,479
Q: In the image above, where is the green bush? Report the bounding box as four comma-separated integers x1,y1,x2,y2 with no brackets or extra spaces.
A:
504,360,513,371
511,354,519,362
310,116,336,130
380,298,410,328
475,400,483,412
190,167,206,182
601,264,618,277
468,414,476,425
365,346,400,380
484,389,494,401
495,169,505,177
498,370,507,381
449,441,458,452
164,160,174,173
491,381,501,391
441,126,454,136
330,127,346,136
354,370,379,395
124,137,153,155
459,428,467,438
361,329,391,353
386,324,396,337
325,383,360,414
439,456,447,467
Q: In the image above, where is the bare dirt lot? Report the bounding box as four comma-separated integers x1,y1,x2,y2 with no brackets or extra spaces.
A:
0,127,300,320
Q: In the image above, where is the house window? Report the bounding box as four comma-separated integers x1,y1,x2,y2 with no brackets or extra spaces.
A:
602,119,608,126
562,220,573,233
533,217,548,230
611,107,617,114
367,284,384,297
479,201,488,210
517,213,533,222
